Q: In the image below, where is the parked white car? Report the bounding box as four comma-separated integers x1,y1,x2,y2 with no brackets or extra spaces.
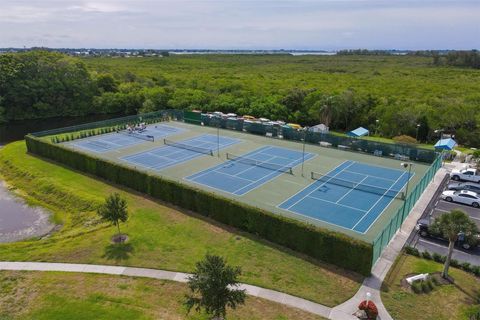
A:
450,168,480,183
441,190,480,208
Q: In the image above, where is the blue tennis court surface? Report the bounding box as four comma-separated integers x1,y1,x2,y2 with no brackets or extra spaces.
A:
121,134,239,171
186,146,315,196
71,124,185,153
279,160,412,233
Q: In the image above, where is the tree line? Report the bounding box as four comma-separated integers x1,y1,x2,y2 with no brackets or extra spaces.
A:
1,51,480,147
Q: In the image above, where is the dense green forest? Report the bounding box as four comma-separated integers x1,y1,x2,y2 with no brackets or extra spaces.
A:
1,51,480,146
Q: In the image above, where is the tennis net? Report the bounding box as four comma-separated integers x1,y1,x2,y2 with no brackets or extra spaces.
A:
226,153,293,174
87,140,111,150
118,130,155,142
311,171,405,199
164,139,214,156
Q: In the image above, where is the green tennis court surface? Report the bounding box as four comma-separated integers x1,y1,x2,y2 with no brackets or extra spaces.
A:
63,120,430,242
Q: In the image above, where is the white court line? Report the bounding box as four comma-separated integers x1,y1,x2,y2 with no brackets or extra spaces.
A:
360,171,415,234
342,169,397,182
206,170,256,183
186,146,275,182
335,176,369,204
282,161,356,211
306,194,367,213
351,171,407,230
230,155,278,178
233,154,305,195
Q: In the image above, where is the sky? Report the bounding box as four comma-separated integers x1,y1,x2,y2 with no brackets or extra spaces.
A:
0,0,479,50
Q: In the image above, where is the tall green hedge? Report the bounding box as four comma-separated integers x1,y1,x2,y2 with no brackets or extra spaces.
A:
25,135,373,275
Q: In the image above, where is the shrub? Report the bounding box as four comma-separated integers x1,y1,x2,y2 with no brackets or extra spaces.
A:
450,259,460,268
426,279,435,291
393,135,417,144
432,252,445,263
461,262,472,272
471,265,480,277
421,280,431,293
421,251,432,260
431,276,439,286
405,246,420,256
411,281,423,294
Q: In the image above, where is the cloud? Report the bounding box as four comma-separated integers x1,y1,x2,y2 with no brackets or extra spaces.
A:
0,0,478,49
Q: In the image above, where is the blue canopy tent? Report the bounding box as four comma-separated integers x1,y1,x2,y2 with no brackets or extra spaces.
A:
434,138,457,150
347,127,369,137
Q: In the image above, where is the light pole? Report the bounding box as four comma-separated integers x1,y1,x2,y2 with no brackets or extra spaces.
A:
400,162,413,223
434,128,444,140
375,119,379,136
216,118,220,158
415,124,420,142
301,126,309,177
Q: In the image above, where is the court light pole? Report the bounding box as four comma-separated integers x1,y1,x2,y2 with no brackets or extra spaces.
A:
216,118,220,158
415,124,420,142
301,126,309,177
400,162,413,223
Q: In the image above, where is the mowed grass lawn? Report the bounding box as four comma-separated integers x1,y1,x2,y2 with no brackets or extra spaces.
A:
382,254,480,320
0,271,327,320
0,141,362,306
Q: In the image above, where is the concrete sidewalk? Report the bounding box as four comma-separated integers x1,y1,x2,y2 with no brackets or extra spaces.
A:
0,166,449,319
0,261,332,318
329,166,448,320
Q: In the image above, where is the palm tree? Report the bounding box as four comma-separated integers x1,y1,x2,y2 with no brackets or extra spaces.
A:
431,209,478,278
313,95,337,127
97,193,129,243
185,254,246,320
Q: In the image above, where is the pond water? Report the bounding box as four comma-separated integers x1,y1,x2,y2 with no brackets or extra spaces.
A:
0,181,54,242
0,113,120,241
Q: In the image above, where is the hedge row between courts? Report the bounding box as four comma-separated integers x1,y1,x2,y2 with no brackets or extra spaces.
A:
25,135,374,276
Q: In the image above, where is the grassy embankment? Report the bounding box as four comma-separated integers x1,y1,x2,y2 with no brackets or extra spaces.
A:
0,141,362,307
382,254,480,320
0,271,327,320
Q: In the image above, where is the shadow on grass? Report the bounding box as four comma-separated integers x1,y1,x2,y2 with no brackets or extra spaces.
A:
28,153,364,285
103,242,134,261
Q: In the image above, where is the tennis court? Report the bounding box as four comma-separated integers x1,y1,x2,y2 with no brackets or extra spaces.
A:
279,160,412,233
121,134,240,171
71,124,184,153
186,146,315,196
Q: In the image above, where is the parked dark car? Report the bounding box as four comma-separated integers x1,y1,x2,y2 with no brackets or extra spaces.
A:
415,218,480,250
447,182,480,193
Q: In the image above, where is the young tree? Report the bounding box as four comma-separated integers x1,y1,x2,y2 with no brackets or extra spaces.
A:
185,254,246,320
431,210,478,278
97,193,129,243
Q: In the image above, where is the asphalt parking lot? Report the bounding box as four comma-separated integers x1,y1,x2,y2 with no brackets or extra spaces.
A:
409,174,480,266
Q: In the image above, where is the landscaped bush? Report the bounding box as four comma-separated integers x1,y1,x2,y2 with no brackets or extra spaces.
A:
411,280,423,293
405,246,420,256
432,252,446,263
421,280,432,293
461,262,472,272
421,251,432,260
405,248,480,278
426,278,435,291
472,265,480,277
25,135,374,276
450,259,461,268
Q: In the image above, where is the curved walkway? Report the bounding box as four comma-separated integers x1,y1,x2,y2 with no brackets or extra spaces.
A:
0,166,448,320
0,261,332,318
